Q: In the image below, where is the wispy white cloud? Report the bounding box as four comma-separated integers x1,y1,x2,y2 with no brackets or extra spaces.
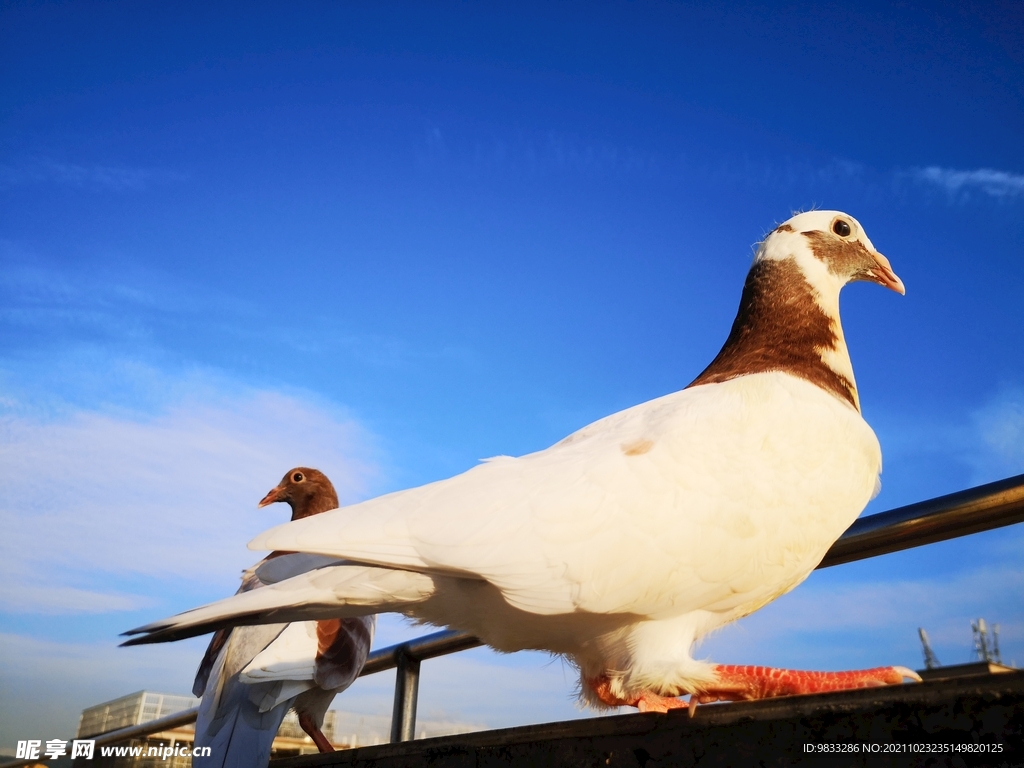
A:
0,580,154,615
0,365,382,614
415,123,663,178
0,243,467,374
409,121,1024,206
972,386,1024,478
907,166,1024,200
713,153,1024,207
0,158,187,191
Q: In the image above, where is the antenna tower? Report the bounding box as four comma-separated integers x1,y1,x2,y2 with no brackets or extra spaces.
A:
971,618,1002,664
918,627,941,669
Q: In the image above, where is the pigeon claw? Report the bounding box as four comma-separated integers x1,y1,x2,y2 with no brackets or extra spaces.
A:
693,664,922,703
586,675,688,713
635,692,689,713
298,711,335,753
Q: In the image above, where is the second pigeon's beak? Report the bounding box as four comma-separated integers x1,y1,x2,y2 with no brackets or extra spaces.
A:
865,251,905,295
258,486,285,508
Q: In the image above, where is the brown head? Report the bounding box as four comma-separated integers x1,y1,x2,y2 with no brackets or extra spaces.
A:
258,467,339,521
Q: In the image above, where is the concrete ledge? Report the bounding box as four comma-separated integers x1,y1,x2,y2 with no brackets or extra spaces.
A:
271,670,1023,767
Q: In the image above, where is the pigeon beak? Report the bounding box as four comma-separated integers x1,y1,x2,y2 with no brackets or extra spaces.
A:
865,251,905,295
258,486,285,508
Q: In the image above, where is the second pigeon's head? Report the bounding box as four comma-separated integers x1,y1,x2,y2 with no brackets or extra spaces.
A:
258,467,339,521
759,210,905,297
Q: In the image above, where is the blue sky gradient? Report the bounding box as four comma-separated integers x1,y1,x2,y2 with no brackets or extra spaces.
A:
1,0,1022,751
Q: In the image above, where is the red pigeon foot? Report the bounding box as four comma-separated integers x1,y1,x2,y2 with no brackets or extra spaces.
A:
692,664,922,704
586,675,689,713
298,711,336,753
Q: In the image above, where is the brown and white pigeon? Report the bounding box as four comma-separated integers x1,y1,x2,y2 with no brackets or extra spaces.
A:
127,211,917,713
192,468,374,766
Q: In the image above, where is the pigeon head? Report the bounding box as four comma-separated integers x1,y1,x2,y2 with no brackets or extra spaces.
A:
258,467,339,521
761,210,904,296
689,210,903,412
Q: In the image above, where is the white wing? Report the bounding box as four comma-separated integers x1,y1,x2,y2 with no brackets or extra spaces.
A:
241,621,319,683
250,373,881,620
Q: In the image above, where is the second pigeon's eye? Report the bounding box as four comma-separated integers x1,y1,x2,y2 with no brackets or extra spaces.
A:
292,472,304,482
832,219,852,237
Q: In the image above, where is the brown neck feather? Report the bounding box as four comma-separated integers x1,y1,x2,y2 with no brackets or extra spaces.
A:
291,486,340,520
687,258,858,409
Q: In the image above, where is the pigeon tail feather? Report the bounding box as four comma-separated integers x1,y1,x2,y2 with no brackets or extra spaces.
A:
193,630,290,768
123,566,430,645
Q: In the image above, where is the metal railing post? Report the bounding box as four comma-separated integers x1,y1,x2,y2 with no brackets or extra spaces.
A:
390,645,421,743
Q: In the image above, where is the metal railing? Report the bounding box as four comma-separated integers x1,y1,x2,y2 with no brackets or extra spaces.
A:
4,473,1021,766
817,473,1024,568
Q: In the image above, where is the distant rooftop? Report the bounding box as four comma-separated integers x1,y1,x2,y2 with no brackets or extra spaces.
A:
76,690,485,751
77,691,200,739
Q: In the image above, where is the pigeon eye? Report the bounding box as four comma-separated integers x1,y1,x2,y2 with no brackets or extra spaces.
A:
292,472,304,482
832,219,852,237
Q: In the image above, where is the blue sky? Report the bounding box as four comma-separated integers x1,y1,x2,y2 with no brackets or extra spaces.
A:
1,0,1022,751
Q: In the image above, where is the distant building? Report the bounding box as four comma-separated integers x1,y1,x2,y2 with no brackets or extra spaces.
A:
73,691,485,766
77,691,200,743
75,691,344,767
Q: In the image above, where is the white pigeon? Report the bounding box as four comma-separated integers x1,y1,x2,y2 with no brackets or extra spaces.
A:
126,211,918,712
191,468,374,766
